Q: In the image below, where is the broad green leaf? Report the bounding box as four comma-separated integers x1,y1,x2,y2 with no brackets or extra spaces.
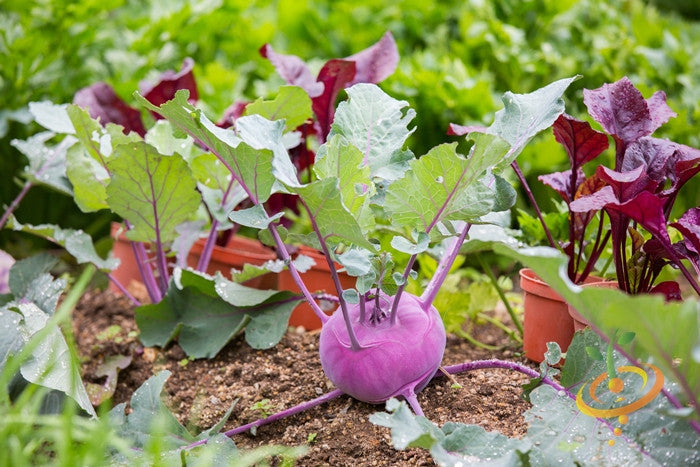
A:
145,119,196,160
106,141,201,243
11,131,75,195
336,248,373,276
330,83,416,181
244,85,313,131
7,252,58,299
296,178,376,251
7,218,119,271
385,143,514,231
134,91,292,199
29,101,74,134
314,135,375,232
109,371,192,450
0,307,23,368
136,270,296,357
390,231,429,255
14,302,96,417
487,76,579,171
66,105,142,212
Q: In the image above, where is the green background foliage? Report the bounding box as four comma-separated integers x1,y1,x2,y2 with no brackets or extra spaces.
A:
2,0,699,253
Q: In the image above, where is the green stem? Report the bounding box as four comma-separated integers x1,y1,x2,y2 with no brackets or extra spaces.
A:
475,253,523,338
476,312,522,344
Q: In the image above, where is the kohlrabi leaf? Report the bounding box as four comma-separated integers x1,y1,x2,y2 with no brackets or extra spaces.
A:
336,248,373,276
390,231,430,255
145,120,197,160
11,302,96,417
66,104,142,212
28,101,75,134
370,398,532,464
7,218,119,271
244,85,313,132
135,269,296,357
329,83,416,181
314,135,375,231
11,131,75,195
488,76,579,171
109,370,193,450
106,141,201,243
229,205,284,229
135,91,295,199
384,142,514,231
295,178,376,251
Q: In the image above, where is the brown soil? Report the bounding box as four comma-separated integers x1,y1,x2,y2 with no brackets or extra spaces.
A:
73,289,536,466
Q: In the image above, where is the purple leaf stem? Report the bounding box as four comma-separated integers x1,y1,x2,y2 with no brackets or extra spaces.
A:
511,161,557,249
0,180,32,230
389,254,418,325
265,223,330,324
106,274,141,306
182,388,345,451
297,197,362,350
419,222,472,311
196,218,219,272
129,239,161,303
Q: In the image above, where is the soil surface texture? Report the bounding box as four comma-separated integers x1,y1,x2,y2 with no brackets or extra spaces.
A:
73,289,536,466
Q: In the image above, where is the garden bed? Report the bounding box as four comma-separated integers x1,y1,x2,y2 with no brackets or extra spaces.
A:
74,289,533,465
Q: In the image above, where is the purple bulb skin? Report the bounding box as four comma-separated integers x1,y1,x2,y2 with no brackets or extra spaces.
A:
319,291,446,404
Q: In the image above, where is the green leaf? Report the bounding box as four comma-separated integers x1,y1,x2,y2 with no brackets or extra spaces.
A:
12,302,96,417
296,178,376,251
136,270,296,357
134,91,297,197
7,218,119,271
106,141,201,243
244,85,313,131
29,101,74,134
7,252,58,299
229,205,284,229
85,354,132,406
109,371,192,450
145,120,196,159
330,83,416,181
385,142,514,231
487,76,579,171
390,231,429,255
66,105,142,212
11,131,75,195
336,248,373,276
314,135,375,232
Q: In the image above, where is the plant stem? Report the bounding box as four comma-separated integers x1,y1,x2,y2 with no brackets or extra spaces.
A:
129,237,162,303
183,389,345,451
196,218,219,272
389,254,417,325
266,225,329,323
106,274,141,306
0,180,32,231
511,161,557,249
419,222,472,310
475,252,523,337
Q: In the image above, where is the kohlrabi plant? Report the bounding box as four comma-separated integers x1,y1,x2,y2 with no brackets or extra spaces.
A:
133,74,583,415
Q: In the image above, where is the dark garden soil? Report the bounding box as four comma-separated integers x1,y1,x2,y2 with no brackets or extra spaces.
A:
73,289,536,466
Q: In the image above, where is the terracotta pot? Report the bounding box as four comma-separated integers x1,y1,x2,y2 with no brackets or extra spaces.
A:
567,280,619,332
187,234,278,290
278,246,354,330
520,268,610,362
109,223,278,295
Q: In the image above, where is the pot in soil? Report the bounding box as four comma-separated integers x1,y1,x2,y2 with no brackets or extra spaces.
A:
278,245,354,330
520,268,607,362
187,234,279,289
567,280,619,331
110,223,278,295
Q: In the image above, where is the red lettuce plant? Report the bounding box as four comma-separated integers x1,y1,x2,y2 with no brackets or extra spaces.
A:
568,77,700,297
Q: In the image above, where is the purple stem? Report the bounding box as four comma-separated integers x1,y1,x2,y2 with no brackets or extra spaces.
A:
196,218,219,272
124,222,162,303
511,161,557,249
181,389,345,451
0,180,32,230
389,255,418,325
419,223,472,310
106,273,141,306
266,224,329,324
